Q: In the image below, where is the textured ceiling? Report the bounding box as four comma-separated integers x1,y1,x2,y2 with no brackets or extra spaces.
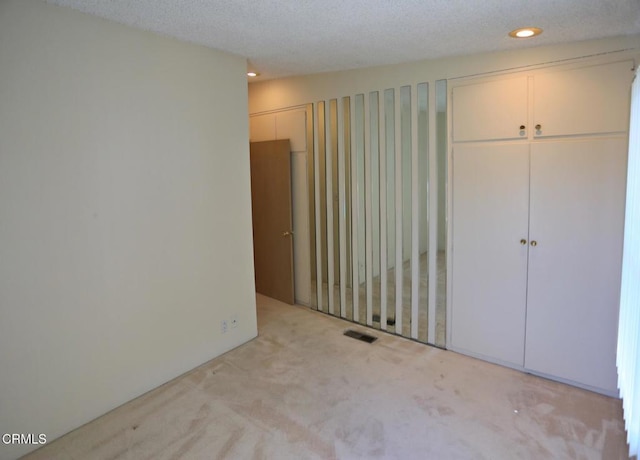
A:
46,0,640,80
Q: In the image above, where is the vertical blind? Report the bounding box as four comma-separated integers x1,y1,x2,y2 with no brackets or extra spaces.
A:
618,67,640,457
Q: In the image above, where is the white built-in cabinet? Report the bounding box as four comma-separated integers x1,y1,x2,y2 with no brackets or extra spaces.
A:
450,59,633,395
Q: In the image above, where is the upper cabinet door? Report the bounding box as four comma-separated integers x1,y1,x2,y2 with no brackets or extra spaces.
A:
452,76,528,142
533,60,634,138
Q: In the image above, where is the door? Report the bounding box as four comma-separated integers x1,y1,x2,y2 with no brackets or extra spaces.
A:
250,140,295,304
452,76,528,142
525,137,627,393
532,60,633,138
451,142,530,366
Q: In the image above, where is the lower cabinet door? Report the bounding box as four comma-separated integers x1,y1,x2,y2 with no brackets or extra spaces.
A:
525,137,627,394
451,142,530,366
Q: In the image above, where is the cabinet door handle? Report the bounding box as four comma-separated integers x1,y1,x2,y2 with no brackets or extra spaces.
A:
535,124,542,130
519,125,525,130
520,239,527,245
530,240,538,247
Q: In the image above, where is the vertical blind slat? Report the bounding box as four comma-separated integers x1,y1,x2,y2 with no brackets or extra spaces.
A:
618,69,640,457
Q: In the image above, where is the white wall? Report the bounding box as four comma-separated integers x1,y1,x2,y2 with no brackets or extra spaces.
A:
0,1,256,459
249,36,640,113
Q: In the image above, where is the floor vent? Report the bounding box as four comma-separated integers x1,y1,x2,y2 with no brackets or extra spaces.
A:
344,330,378,343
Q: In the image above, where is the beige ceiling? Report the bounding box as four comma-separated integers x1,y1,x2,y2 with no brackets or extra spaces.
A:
46,0,640,80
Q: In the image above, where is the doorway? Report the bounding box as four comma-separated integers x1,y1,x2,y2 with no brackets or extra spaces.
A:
250,139,295,304
249,105,313,305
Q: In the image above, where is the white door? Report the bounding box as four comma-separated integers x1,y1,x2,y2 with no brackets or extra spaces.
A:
452,76,528,142
532,60,633,138
451,142,530,366
525,137,627,393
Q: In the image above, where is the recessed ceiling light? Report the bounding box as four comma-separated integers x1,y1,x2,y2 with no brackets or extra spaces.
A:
247,72,259,77
509,27,543,39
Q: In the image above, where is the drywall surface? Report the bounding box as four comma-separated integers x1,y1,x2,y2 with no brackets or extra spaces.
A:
0,1,256,458
249,35,640,113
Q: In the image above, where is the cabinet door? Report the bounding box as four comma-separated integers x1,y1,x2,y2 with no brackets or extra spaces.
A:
451,143,530,366
452,76,528,142
533,60,633,138
525,138,627,393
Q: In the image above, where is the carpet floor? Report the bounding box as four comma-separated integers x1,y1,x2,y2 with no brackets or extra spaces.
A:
23,294,629,459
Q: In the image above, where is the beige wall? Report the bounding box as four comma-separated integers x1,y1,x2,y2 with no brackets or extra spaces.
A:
249,35,640,113
0,1,256,458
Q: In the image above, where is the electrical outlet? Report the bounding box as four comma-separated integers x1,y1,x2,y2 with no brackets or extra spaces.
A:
221,320,228,334
230,314,238,329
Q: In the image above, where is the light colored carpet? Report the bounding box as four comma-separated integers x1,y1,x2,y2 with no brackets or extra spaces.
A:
24,294,629,459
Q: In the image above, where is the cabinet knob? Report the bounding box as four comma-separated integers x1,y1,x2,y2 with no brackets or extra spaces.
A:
519,125,525,130
520,239,527,245
535,124,541,130
530,240,538,247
